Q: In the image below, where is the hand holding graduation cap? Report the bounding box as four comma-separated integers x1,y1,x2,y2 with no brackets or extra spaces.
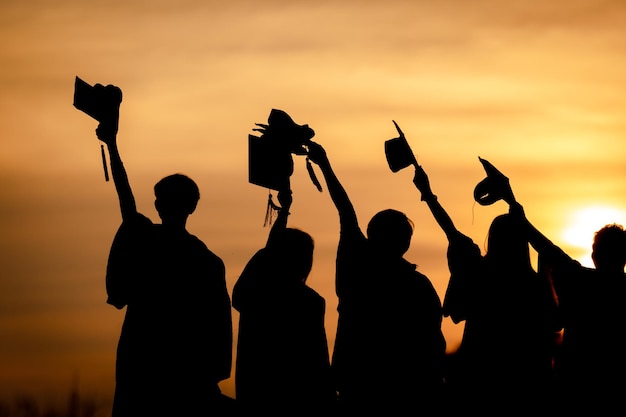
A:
73,76,123,182
385,121,516,206
305,141,327,166
248,109,320,193
95,122,118,147
473,157,517,206
384,121,434,200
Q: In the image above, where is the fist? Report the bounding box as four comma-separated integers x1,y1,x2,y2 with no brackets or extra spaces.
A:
95,122,117,145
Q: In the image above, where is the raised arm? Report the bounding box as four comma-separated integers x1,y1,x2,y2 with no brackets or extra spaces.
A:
266,188,292,247
510,202,573,265
412,164,459,240
306,141,359,232
96,121,137,221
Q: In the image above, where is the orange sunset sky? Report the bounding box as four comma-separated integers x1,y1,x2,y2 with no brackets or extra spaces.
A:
1,0,626,413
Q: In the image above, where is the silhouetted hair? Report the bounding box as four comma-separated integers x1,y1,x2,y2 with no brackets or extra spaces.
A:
592,223,626,270
271,228,315,284
154,174,200,215
485,213,532,271
367,209,414,256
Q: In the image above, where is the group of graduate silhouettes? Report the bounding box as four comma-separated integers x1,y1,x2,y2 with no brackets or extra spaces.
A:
79,88,626,417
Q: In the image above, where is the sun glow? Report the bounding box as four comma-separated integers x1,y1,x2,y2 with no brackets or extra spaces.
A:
562,206,626,267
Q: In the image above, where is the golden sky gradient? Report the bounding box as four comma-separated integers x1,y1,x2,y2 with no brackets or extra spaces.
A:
1,0,626,411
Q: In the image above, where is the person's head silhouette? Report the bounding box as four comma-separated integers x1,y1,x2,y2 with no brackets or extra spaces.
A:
485,213,532,271
591,223,626,274
367,209,414,257
154,174,200,226
270,227,314,284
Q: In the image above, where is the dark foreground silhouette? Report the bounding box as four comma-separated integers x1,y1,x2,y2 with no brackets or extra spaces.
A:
308,141,446,415
234,111,335,416
523,216,626,414
413,156,562,415
72,83,626,416
75,78,233,417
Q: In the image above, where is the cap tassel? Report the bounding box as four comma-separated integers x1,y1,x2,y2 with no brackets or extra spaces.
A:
101,144,109,182
306,157,322,192
264,191,281,227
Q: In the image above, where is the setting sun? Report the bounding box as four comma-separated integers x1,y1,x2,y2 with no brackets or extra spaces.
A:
562,206,626,267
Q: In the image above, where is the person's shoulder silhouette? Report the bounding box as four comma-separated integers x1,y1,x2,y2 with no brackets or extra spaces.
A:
86,87,232,416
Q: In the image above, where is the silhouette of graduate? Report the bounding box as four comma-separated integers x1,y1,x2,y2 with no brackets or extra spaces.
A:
74,77,233,416
411,153,561,415
307,135,446,415
235,110,335,415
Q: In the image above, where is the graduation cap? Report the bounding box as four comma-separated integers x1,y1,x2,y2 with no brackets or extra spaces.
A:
384,120,418,172
248,109,320,226
73,76,122,126
248,109,317,191
73,76,123,182
248,133,294,191
473,157,515,205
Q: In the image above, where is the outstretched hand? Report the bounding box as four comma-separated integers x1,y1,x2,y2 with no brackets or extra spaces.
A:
306,141,327,166
96,122,117,147
413,165,434,198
